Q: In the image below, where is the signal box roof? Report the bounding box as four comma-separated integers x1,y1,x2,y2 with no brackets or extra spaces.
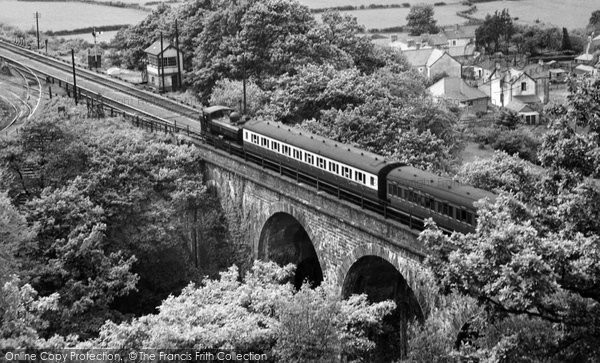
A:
243,120,399,175
144,41,179,56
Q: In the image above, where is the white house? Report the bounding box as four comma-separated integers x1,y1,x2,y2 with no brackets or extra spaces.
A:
145,40,183,92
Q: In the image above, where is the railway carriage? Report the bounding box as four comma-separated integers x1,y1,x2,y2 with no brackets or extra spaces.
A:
386,166,496,233
242,120,402,202
202,108,496,233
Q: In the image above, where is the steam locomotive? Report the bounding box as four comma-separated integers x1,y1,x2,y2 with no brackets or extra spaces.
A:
200,106,495,233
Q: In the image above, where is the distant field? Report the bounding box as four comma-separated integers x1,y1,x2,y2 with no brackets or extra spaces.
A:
0,0,594,41
332,3,467,29
298,0,462,8
473,0,599,29
0,0,147,32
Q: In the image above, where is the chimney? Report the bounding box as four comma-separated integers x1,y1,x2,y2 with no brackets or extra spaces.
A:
586,35,592,54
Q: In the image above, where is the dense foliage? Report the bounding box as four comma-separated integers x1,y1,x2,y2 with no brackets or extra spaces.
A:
415,75,600,361
86,261,395,362
0,100,231,339
405,5,439,36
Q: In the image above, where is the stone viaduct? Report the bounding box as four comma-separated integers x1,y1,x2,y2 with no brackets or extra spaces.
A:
192,140,430,353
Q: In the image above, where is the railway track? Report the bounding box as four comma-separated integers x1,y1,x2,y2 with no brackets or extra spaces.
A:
0,40,200,126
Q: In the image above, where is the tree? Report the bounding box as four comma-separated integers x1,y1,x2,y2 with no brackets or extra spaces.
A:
476,9,514,53
209,78,266,116
0,275,59,349
587,10,600,34
416,74,600,361
90,261,395,362
406,5,438,36
562,27,572,51
539,76,600,178
0,99,228,338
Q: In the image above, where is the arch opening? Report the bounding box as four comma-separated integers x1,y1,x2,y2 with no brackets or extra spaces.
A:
258,212,323,289
342,256,424,362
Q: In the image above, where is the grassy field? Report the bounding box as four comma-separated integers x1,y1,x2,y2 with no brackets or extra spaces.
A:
0,0,147,32
0,0,595,39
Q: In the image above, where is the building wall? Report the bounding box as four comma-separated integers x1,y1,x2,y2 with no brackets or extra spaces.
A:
428,53,461,78
447,38,470,47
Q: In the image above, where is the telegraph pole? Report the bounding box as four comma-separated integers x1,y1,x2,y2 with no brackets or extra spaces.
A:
242,51,246,114
175,19,182,90
71,49,78,105
160,32,165,93
34,12,41,49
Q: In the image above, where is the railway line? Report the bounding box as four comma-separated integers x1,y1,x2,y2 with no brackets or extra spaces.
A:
0,39,201,131
0,40,466,235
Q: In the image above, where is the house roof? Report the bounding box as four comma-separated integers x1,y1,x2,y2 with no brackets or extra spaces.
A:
549,68,567,74
447,44,476,58
576,53,594,61
429,77,488,102
505,99,537,113
426,48,446,67
443,25,477,40
513,95,541,104
402,48,435,67
144,40,178,56
574,64,596,74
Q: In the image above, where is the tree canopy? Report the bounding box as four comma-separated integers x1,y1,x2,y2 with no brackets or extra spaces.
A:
0,99,229,339
416,75,600,361
87,261,395,362
406,5,438,36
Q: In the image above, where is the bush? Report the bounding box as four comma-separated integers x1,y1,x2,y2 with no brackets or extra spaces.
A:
490,128,540,163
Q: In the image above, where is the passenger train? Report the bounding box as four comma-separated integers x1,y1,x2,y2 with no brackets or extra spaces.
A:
200,106,495,234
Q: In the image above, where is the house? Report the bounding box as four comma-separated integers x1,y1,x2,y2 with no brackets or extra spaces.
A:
443,25,477,48
144,40,183,92
374,25,477,60
428,77,489,114
505,98,540,125
549,68,568,83
575,35,597,65
480,68,541,107
403,48,462,78
478,67,546,123
574,64,598,77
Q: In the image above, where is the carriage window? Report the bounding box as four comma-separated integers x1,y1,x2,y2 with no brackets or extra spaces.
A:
271,141,280,152
305,153,314,164
293,149,302,160
261,137,269,147
244,131,249,140
370,176,375,187
328,161,339,174
389,183,397,196
342,167,351,178
251,134,259,144
430,198,436,211
447,205,454,218
282,145,291,156
316,157,326,169
355,171,365,184
465,211,473,224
